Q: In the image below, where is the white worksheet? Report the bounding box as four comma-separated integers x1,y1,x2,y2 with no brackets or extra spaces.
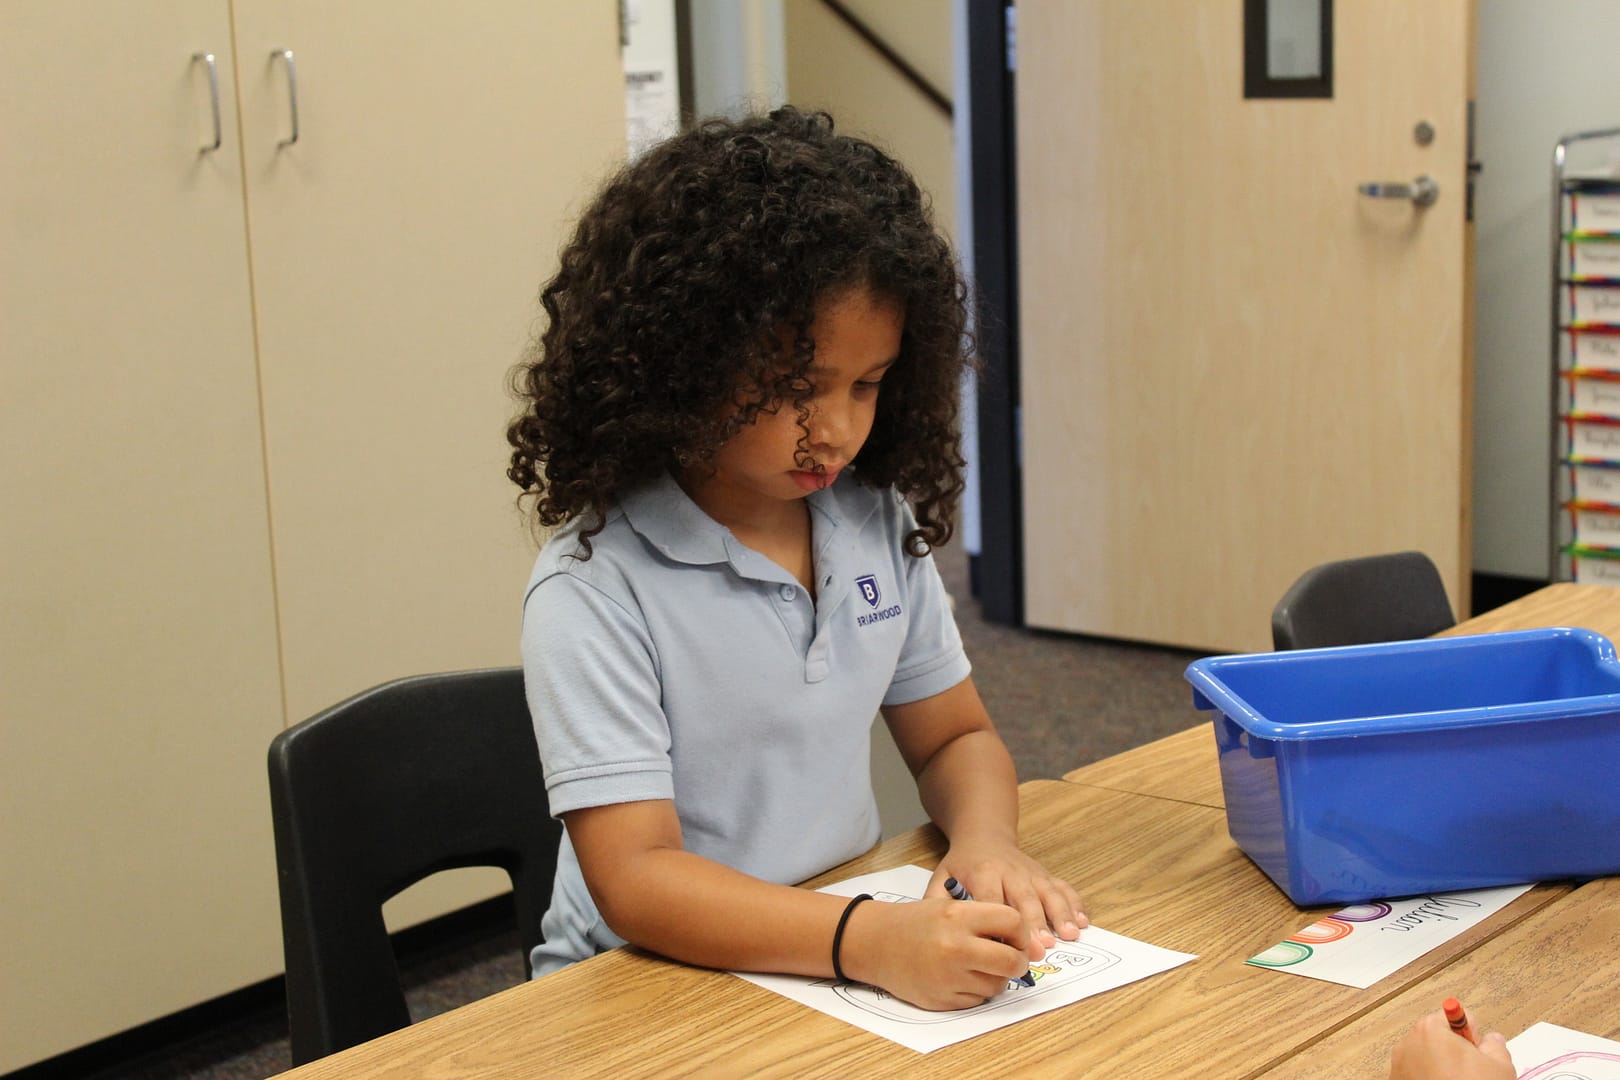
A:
734,864,1196,1054
1507,1022,1620,1079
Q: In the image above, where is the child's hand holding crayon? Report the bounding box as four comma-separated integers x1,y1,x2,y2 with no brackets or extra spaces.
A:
836,894,1034,1011
1388,1000,1515,1080
928,838,1087,958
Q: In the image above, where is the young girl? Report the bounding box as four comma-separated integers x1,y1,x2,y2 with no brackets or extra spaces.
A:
506,107,1085,1011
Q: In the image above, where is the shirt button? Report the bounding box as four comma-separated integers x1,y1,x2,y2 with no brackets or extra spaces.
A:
779,584,796,601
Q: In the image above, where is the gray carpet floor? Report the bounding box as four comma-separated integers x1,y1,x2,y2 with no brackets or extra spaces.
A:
90,543,1207,1079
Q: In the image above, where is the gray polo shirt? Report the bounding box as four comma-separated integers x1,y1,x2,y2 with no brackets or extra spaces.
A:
520,471,971,976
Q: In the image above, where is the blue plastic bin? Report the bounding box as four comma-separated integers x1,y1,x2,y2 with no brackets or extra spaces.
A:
1185,627,1620,905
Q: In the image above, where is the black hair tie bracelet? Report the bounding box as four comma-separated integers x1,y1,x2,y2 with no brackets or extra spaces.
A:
831,893,874,983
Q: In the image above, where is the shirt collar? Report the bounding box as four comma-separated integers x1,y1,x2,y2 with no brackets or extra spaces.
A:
618,472,733,565
617,470,882,567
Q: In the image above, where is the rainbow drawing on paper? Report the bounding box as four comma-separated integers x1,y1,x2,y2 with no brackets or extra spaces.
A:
1247,902,1392,968
1243,887,1530,989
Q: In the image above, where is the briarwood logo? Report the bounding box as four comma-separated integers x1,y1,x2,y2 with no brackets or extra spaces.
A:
857,603,903,627
855,573,901,627
856,574,881,607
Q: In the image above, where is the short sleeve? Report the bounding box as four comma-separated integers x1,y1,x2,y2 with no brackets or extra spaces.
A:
521,573,674,816
882,503,972,707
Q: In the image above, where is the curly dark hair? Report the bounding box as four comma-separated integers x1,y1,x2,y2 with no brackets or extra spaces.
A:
506,106,970,557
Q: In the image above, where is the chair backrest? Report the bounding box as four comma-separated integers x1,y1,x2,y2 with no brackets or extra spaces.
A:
267,667,558,1064
1271,551,1456,650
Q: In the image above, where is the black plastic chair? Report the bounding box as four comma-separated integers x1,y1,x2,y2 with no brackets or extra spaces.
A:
1271,551,1457,650
267,667,558,1064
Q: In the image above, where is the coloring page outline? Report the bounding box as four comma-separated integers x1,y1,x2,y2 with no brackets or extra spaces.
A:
1510,1023,1620,1080
809,888,1126,1025
732,864,1197,1054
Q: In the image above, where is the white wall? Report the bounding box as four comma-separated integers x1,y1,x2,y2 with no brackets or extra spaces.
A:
952,0,980,557
687,0,786,119
1474,0,1620,578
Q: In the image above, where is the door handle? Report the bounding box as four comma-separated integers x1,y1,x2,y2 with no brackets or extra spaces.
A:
191,52,222,153
1357,175,1439,209
271,48,299,146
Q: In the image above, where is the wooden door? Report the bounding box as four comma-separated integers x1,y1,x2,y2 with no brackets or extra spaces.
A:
229,3,625,924
0,2,286,1069
1017,1,1475,653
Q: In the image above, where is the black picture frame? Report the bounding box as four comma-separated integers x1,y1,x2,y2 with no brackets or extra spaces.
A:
1244,0,1333,99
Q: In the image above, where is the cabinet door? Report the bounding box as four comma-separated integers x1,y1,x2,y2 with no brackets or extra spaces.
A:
230,4,625,923
0,2,285,1070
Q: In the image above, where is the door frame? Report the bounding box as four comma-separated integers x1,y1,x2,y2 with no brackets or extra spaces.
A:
964,0,1022,625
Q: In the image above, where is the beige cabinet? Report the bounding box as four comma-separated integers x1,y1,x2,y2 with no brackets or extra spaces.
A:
0,2,623,1070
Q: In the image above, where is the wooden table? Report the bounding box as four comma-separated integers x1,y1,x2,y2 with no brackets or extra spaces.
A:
1256,875,1620,1078
280,780,1568,1079
1063,721,1228,808
1062,582,1620,809
275,583,1616,1078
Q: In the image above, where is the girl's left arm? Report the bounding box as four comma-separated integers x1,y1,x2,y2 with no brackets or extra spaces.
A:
882,676,1088,958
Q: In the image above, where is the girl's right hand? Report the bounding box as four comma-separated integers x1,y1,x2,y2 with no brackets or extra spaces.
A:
838,896,1032,1011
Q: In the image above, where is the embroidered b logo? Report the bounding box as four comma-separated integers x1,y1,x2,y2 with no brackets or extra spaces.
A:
856,574,881,608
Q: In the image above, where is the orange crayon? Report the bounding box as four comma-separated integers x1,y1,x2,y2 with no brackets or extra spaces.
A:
1442,997,1477,1044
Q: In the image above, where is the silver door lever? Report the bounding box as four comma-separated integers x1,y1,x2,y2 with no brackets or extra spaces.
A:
1358,175,1438,208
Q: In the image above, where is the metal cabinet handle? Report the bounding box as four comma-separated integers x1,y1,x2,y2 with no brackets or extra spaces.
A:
192,52,222,153
271,48,299,146
1357,175,1439,209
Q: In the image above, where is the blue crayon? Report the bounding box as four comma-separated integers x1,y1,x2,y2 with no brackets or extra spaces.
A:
942,877,1035,987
